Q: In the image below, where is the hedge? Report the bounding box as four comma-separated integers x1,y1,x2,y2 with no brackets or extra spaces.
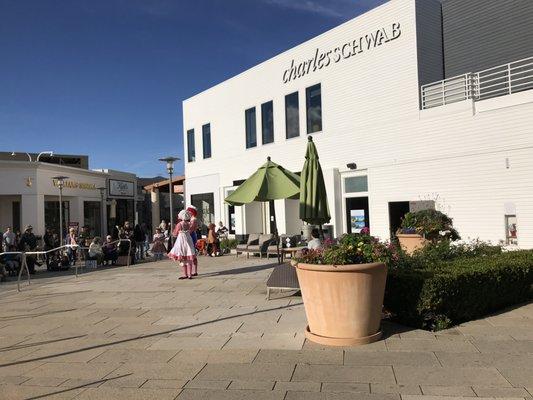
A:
384,251,533,330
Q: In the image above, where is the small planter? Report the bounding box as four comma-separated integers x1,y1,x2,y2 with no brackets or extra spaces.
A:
397,233,427,255
294,262,387,346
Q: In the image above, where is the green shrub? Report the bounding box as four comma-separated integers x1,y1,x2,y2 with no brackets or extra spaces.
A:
399,209,460,241
385,250,533,330
220,238,238,251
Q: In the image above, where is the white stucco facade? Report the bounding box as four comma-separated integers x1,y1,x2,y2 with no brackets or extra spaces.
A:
182,0,533,247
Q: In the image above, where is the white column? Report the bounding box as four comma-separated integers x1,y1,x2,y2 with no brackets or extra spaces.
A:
21,194,45,236
151,189,160,230
323,168,343,237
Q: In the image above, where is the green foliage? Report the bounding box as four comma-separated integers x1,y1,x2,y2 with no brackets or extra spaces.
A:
220,238,238,251
385,250,533,330
399,209,460,241
295,233,399,267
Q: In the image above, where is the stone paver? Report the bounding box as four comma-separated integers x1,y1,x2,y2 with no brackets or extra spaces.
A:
0,256,532,399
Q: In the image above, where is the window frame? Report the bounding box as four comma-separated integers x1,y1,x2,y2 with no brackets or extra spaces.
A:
285,91,300,140
261,100,274,145
202,123,211,159
245,107,257,149
187,128,195,163
306,83,322,135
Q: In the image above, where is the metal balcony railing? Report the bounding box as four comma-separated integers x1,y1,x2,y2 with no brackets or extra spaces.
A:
421,56,533,109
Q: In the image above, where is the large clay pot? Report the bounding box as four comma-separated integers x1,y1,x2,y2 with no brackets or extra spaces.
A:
397,233,427,255
294,262,387,346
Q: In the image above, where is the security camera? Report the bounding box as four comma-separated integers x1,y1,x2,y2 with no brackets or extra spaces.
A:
346,163,357,170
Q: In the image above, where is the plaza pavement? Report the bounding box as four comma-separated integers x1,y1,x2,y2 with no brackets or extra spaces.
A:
0,255,532,400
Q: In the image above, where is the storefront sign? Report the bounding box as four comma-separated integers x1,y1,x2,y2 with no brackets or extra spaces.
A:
283,22,401,83
109,179,134,197
52,180,96,190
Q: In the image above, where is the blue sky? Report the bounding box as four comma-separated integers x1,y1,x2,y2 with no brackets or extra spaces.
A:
0,0,386,177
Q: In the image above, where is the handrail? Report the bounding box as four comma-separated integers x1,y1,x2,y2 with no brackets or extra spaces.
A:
421,55,533,109
1,239,132,292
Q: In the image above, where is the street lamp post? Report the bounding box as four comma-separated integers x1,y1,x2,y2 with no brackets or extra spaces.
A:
52,176,69,246
97,187,106,238
159,157,180,247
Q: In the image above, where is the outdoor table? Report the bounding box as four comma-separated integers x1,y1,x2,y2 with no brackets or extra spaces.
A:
281,246,306,263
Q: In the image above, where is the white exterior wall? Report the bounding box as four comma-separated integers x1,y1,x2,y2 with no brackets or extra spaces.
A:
183,0,533,247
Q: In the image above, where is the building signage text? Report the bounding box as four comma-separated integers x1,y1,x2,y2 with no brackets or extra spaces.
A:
109,179,134,197
52,180,96,190
283,22,401,83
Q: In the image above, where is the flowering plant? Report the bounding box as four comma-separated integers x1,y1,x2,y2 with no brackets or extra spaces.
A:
295,233,399,266
398,210,460,241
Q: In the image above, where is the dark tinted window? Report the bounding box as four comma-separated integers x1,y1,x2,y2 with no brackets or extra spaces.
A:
261,101,274,144
202,123,211,159
187,129,195,162
245,107,257,148
306,83,322,134
285,92,299,139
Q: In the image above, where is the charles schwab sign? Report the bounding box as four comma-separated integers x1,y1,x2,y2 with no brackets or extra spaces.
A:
109,179,134,197
283,22,401,83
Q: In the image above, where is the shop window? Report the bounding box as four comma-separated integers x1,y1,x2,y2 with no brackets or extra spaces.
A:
191,192,215,235
187,129,195,162
345,176,368,193
245,107,257,149
44,201,70,237
306,83,322,134
261,101,274,144
505,215,518,245
202,123,211,159
84,201,102,237
285,91,300,139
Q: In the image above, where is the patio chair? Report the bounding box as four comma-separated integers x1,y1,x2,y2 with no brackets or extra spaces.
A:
235,233,259,257
244,234,274,258
266,262,300,299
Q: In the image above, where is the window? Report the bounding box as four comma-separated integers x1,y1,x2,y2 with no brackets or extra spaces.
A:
306,83,322,134
202,123,211,159
191,192,215,235
505,215,518,245
261,101,274,144
245,107,257,148
187,129,195,162
345,176,368,193
285,92,300,139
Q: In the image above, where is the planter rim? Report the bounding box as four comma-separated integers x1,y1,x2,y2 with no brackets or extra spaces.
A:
295,261,386,273
396,233,424,238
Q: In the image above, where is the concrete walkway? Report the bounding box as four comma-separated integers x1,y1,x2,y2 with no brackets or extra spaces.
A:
0,256,532,400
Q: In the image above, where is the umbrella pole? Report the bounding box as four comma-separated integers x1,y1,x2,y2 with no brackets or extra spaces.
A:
270,201,281,264
318,224,324,241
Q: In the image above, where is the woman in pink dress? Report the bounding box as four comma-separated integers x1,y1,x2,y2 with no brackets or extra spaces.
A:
186,206,199,276
168,210,197,279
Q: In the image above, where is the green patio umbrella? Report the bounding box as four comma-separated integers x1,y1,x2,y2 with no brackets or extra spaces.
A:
225,157,301,263
225,157,300,206
299,136,330,235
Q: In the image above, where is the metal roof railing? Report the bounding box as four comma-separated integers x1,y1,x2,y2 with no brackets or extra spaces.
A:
421,56,533,109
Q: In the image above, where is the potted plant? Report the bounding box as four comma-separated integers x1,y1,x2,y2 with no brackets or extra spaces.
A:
396,210,460,254
293,231,397,346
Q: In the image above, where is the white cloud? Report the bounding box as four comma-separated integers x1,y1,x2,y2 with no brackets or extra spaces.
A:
262,0,388,19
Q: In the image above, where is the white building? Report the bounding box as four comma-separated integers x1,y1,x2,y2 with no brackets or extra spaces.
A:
182,0,533,247
0,160,137,238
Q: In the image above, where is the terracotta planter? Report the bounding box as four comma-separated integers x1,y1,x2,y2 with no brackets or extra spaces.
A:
397,233,427,255
294,262,387,346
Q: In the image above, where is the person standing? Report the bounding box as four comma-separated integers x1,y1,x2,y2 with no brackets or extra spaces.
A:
2,227,16,252
18,225,38,274
151,228,166,261
186,206,199,276
168,210,196,279
65,227,79,265
133,224,145,260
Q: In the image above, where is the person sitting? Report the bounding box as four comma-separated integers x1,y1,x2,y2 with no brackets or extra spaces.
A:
216,221,228,238
102,235,118,265
207,223,220,257
88,237,104,265
307,228,323,251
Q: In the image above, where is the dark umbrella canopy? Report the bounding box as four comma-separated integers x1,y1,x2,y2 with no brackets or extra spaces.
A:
299,136,331,225
225,157,300,206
